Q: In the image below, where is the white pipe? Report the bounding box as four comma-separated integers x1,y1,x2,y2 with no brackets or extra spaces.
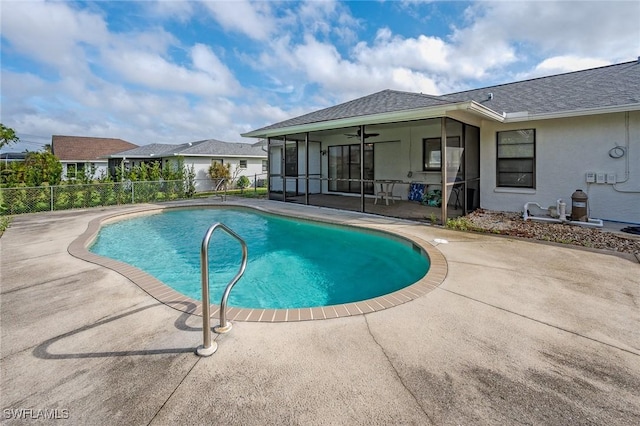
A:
613,111,640,192
557,199,567,222
524,202,602,227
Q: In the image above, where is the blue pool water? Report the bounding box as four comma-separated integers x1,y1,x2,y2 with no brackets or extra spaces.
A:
90,208,430,309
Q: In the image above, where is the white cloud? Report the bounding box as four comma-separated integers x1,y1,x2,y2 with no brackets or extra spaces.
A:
354,32,451,74
455,1,639,65
290,36,444,99
100,37,240,97
525,56,612,79
1,0,108,74
202,0,275,41
148,0,195,22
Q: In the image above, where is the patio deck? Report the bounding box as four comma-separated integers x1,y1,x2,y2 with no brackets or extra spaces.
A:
1,198,639,424
278,193,464,222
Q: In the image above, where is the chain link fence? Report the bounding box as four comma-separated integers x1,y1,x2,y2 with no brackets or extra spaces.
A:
0,180,196,215
0,174,269,216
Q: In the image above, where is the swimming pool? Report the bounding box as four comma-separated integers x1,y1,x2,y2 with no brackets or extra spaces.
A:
89,207,431,310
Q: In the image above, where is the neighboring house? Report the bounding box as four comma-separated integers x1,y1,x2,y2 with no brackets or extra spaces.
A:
0,152,27,163
107,139,268,191
51,135,138,181
242,59,640,224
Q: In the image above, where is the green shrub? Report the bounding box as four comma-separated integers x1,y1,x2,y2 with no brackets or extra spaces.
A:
445,217,476,231
236,175,251,191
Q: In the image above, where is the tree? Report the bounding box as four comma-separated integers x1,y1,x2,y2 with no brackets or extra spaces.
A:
24,151,62,186
0,124,20,149
209,162,231,181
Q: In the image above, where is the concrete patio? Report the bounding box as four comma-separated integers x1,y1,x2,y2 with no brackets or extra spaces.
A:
1,198,639,425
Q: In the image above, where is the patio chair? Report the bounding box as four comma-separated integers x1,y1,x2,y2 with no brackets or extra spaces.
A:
451,178,463,209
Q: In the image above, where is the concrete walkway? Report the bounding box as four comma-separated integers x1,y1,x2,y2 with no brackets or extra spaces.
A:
1,199,639,425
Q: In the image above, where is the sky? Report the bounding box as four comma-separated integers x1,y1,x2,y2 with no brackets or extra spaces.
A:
1,0,639,152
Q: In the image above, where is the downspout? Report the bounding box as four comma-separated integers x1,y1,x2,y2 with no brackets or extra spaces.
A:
360,125,365,213
612,111,640,193
305,132,309,205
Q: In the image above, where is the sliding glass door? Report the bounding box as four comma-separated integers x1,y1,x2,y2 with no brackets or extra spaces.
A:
328,144,374,194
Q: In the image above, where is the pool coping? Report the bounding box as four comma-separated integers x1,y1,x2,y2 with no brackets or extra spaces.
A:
68,201,448,322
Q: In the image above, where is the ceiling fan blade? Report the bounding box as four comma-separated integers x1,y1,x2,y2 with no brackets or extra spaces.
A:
344,130,379,138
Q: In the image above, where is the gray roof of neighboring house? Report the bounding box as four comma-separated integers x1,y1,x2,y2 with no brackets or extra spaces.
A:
109,143,182,158
247,60,640,134
0,152,27,161
108,139,266,158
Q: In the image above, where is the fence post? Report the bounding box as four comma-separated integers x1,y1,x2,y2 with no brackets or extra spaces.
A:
50,186,54,211
131,182,135,204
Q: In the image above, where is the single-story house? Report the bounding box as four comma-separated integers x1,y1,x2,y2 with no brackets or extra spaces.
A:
51,135,138,181
106,139,268,191
242,59,640,224
0,152,27,163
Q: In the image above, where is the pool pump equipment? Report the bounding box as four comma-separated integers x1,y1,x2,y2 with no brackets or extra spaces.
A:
523,189,602,228
570,189,588,222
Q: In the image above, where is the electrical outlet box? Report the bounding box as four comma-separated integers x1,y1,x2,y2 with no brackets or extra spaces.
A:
585,172,595,183
606,173,617,184
596,173,606,184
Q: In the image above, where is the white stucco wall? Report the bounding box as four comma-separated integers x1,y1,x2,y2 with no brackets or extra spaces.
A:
479,111,640,224
60,161,108,181
181,156,267,191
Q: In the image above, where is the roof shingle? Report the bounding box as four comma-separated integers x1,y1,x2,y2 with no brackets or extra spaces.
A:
108,139,266,158
51,136,138,161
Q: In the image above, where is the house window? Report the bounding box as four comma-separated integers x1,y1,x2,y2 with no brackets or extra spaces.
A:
66,163,85,180
262,160,268,172
211,159,223,166
497,129,535,188
422,137,460,171
423,138,441,170
239,159,247,169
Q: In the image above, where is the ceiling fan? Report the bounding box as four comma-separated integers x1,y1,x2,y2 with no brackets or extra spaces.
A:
345,129,380,139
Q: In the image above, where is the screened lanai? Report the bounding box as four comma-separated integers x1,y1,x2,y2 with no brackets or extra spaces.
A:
263,117,480,224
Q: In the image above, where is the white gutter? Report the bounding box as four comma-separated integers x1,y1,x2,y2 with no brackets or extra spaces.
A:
503,102,640,122
241,101,503,138
243,100,640,138
174,154,267,158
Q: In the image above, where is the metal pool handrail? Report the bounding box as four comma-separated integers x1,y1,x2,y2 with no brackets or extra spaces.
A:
196,222,248,357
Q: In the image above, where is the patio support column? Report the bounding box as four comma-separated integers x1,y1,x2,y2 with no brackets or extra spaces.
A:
440,117,448,224
359,125,365,212
267,138,271,200
305,132,309,205
282,136,287,203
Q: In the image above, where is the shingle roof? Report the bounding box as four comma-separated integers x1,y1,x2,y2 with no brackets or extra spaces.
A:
51,135,138,161
247,60,640,134
109,143,182,158
254,90,451,132
176,139,266,157
108,139,266,158
440,60,640,115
